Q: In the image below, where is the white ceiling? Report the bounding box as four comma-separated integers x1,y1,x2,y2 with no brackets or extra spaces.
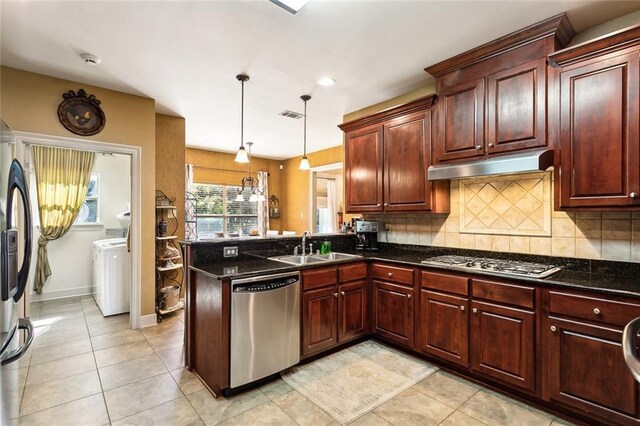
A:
2,1,638,160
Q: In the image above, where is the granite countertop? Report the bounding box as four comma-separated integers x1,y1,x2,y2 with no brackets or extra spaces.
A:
189,245,640,297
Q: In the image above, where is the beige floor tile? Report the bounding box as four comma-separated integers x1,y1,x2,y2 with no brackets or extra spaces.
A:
273,390,338,426
17,393,109,426
374,388,454,426
439,410,485,425
146,330,184,351
259,378,293,401
349,412,391,425
412,371,479,409
90,329,145,351
32,325,89,349
30,338,92,365
86,314,131,337
459,390,553,426
219,401,297,426
551,417,578,426
19,370,102,416
26,352,96,387
187,387,269,425
38,309,85,321
112,396,203,426
103,372,181,421
155,345,185,370
94,339,154,368
170,367,205,395
98,354,167,391
141,317,184,338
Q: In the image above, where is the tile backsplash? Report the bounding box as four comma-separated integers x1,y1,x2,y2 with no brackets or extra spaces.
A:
365,171,640,262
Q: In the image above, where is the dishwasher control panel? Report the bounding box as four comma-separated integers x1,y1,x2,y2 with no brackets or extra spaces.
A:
233,276,299,293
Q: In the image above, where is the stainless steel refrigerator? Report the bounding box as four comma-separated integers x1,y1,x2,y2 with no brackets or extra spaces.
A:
0,121,34,422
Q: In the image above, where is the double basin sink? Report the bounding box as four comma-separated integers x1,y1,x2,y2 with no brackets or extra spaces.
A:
269,252,362,266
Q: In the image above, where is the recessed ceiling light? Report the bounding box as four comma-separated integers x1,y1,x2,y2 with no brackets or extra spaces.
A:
269,0,309,14
317,77,335,87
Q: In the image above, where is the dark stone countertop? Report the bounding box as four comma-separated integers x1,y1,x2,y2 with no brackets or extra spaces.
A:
189,243,640,298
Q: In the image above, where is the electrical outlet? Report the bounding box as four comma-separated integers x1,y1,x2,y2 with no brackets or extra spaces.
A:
223,246,238,258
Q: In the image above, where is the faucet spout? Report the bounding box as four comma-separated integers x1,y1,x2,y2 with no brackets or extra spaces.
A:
301,231,311,256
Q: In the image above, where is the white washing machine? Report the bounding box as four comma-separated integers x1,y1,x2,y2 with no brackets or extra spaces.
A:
92,238,130,316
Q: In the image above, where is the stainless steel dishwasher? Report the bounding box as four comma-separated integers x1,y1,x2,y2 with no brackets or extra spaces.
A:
230,271,300,388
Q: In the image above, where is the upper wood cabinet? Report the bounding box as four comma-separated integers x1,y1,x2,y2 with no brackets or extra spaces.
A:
549,25,640,210
426,14,575,164
339,96,449,214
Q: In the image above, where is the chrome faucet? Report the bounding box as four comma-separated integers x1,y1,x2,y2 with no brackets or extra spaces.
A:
301,231,311,256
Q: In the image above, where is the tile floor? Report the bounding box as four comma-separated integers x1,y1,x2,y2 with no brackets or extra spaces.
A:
5,296,576,425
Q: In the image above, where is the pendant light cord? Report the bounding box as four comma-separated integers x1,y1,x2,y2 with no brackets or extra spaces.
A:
303,98,307,157
240,79,245,150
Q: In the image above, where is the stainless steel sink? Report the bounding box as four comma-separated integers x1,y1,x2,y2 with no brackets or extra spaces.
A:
269,252,362,266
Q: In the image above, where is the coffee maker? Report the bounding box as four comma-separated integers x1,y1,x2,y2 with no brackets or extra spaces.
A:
355,220,380,251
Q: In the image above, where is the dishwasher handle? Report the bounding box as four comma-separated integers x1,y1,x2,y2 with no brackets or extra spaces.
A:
623,316,640,383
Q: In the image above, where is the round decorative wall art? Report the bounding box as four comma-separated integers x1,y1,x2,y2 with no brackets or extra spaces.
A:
57,89,106,136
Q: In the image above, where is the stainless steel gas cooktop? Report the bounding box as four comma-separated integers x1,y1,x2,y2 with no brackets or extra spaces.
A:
421,255,561,278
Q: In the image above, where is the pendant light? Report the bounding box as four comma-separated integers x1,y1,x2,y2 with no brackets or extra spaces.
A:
234,74,250,163
299,95,311,170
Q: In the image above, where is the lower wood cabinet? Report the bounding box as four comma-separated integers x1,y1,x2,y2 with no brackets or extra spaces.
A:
338,280,367,342
302,286,338,357
372,280,414,347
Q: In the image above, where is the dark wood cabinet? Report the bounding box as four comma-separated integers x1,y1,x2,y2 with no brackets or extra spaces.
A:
343,124,384,212
302,286,338,357
338,280,367,342
372,280,414,347
549,26,640,209
340,96,449,213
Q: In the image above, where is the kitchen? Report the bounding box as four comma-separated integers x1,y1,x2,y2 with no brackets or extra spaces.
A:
2,2,638,424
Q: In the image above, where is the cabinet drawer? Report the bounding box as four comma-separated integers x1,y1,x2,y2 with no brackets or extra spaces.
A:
421,271,469,296
548,291,640,327
472,279,534,309
372,264,414,286
338,262,367,283
302,267,338,291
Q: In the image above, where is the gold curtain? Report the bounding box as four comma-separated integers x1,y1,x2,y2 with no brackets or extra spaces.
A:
32,146,95,294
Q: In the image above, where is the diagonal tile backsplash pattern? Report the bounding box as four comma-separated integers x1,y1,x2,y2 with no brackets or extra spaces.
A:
365,170,640,262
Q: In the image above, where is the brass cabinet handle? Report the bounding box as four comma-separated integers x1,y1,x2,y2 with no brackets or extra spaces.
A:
488,143,495,148
383,203,389,206
333,292,338,298
550,325,557,332
593,307,601,315
406,294,411,299
460,305,465,311
340,291,345,296
475,145,482,150
472,308,478,314
387,272,393,278
631,192,638,199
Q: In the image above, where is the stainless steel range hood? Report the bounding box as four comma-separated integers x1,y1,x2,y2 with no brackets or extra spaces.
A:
427,149,554,180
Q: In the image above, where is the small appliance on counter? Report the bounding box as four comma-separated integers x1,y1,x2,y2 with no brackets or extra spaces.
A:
355,220,380,251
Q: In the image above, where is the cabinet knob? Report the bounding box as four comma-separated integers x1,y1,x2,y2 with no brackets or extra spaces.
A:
460,305,465,311
631,192,638,199
387,272,393,278
472,308,478,314
383,203,389,206
488,143,495,148
550,325,557,332
333,292,338,298
376,203,381,206
406,294,411,299
475,145,482,150
593,307,601,315
340,291,345,296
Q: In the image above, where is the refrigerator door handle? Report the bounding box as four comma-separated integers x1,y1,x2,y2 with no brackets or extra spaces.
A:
6,159,32,302
1,318,34,365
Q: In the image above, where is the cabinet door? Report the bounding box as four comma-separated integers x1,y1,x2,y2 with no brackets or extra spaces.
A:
372,281,414,347
337,280,367,343
434,78,485,163
383,111,432,211
471,301,535,392
302,286,337,357
546,317,639,423
344,125,384,212
487,58,546,154
557,51,640,208
418,290,468,367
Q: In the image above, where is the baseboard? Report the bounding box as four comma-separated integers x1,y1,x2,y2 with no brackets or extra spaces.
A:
138,314,158,328
30,286,94,302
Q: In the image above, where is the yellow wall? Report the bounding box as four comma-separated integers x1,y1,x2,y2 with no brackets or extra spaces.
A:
185,147,283,231
1,66,158,316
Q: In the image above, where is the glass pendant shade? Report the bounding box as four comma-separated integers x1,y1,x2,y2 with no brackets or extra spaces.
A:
249,193,258,202
299,156,311,170
235,193,245,202
235,147,249,163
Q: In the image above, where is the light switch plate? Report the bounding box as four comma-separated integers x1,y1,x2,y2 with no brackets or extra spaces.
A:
223,246,238,258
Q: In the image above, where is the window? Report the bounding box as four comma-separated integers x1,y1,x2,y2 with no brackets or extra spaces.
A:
193,183,258,237
75,174,99,224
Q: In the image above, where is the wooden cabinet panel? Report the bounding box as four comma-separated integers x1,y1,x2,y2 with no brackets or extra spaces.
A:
556,51,640,208
487,58,546,154
338,280,367,342
302,286,337,357
472,279,535,309
421,271,469,296
546,316,639,422
471,301,535,392
372,281,415,347
338,262,367,283
344,125,384,212
418,290,469,366
383,111,432,211
371,263,415,286
434,78,485,162
302,267,337,291
549,290,640,327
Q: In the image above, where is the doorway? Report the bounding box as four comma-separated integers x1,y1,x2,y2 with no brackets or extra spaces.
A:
309,162,343,234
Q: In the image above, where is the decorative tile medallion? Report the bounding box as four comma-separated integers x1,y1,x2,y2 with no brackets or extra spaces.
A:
459,172,551,236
